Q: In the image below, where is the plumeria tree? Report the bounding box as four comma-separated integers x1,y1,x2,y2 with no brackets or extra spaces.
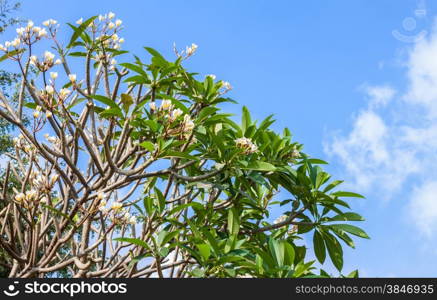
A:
0,13,368,278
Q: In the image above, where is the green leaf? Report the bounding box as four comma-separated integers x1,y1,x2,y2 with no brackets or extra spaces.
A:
196,244,211,261
243,161,277,172
41,204,76,225
313,230,326,264
242,106,251,134
139,141,155,152
329,224,370,239
0,49,25,62
114,237,151,251
119,62,148,78
283,242,295,266
227,208,240,235
328,213,365,222
306,158,328,165
91,95,118,109
331,191,365,199
67,16,97,48
154,187,166,213
268,238,285,267
346,270,359,278
323,232,343,271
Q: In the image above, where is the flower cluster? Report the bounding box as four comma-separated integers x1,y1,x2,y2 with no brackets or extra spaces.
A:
150,100,196,136
33,105,53,119
273,215,288,224
30,50,61,72
185,43,198,57
14,189,44,209
235,137,258,154
81,12,125,67
12,134,35,154
0,20,48,53
97,195,137,226
32,172,59,194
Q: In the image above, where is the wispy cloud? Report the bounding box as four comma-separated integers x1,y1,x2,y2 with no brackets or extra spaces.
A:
325,19,437,236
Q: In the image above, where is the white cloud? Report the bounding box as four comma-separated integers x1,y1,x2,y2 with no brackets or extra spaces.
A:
408,181,437,237
325,19,437,235
362,85,396,108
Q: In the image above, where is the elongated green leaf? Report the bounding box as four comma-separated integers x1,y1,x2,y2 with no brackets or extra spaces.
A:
114,237,151,250
328,212,365,222
331,191,365,199
323,232,343,271
227,208,240,235
0,49,25,62
139,141,155,152
196,243,211,261
67,16,97,48
329,224,370,239
242,106,251,134
243,161,276,172
313,230,326,264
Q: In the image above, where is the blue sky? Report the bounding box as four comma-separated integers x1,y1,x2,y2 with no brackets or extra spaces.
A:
9,0,437,276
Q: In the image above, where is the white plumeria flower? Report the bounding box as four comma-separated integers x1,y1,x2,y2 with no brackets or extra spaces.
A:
68,74,77,82
108,22,115,29
59,88,71,98
45,85,54,94
47,136,58,143
235,137,257,154
16,27,25,35
11,38,20,48
38,28,47,38
25,190,37,201
110,58,117,65
111,201,123,211
50,72,58,80
42,20,50,27
149,102,156,110
186,43,198,56
115,19,122,27
108,12,115,19
45,111,52,118
50,174,59,185
129,216,137,225
27,20,34,28
15,192,26,203
44,51,55,63
55,58,62,65
160,100,172,110
4,41,11,48
111,33,119,41
30,55,37,64
118,38,125,43
76,18,83,25
223,81,232,90
183,114,195,132
171,108,183,120
273,215,288,224
0,44,6,51
207,74,216,80
97,192,106,201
